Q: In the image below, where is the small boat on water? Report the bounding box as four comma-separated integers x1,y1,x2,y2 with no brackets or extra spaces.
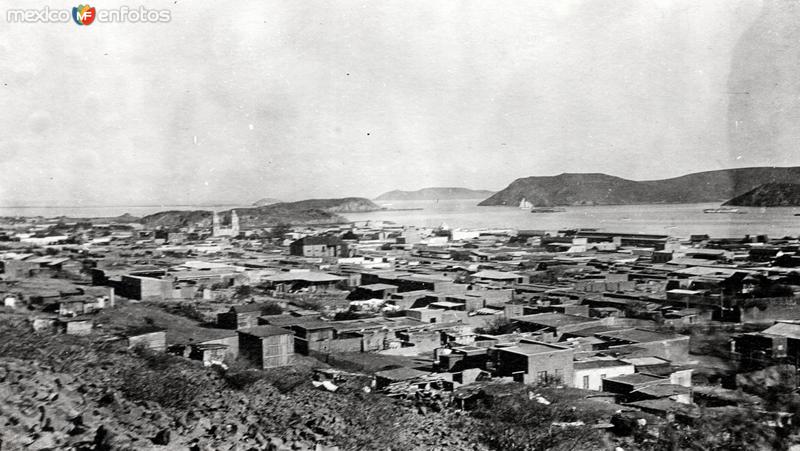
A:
531,207,566,213
703,207,746,214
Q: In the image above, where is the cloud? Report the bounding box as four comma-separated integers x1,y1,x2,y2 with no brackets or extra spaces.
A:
0,0,771,205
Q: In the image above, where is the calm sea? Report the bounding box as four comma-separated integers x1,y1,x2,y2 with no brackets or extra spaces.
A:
2,200,799,239
345,200,800,239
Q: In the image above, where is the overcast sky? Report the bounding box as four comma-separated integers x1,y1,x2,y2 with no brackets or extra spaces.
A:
2,0,792,206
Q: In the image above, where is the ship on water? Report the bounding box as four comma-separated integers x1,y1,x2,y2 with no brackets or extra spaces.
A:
703,207,746,214
519,197,533,209
530,207,566,213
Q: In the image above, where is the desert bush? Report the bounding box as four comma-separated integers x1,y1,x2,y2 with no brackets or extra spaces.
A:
234,285,252,299
118,368,203,409
642,409,786,451
333,309,361,321
161,302,205,322
119,347,208,409
260,302,283,316
474,316,515,335
471,387,607,451
261,366,311,393
216,358,264,390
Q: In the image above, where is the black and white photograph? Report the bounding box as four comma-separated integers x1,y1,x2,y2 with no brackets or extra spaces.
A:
4,1,800,449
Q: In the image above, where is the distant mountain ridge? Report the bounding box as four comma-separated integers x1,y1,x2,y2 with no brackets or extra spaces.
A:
479,167,800,207
140,197,381,228
723,183,800,207
252,198,282,207
375,187,496,201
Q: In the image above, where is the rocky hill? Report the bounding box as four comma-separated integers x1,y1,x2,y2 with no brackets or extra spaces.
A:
275,198,382,213
723,183,800,207
479,166,800,206
139,209,212,228
375,187,496,201
0,313,479,451
140,197,381,228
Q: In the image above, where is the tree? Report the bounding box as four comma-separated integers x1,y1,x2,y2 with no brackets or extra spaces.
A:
472,387,607,451
623,300,652,318
260,302,282,316
268,222,292,241
474,316,515,335
233,285,252,300
333,310,361,321
642,408,785,451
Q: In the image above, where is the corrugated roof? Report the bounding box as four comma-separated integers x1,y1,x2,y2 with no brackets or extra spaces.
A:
761,322,800,340
574,359,632,370
230,304,264,313
605,373,664,386
359,283,399,290
374,367,429,381
500,340,570,356
239,325,293,338
264,272,344,283
515,313,597,328
472,270,521,280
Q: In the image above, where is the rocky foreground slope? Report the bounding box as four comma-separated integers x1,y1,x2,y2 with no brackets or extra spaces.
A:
479,166,800,206
0,315,483,451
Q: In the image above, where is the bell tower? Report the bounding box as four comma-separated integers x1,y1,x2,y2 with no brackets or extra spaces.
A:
212,211,221,236
231,210,240,236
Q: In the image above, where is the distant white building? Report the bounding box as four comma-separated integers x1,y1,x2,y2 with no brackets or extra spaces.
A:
213,210,240,237
19,235,69,245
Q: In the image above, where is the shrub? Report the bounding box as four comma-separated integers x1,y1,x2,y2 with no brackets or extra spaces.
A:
474,317,515,335
221,368,263,390
119,347,207,409
472,390,605,451
119,368,203,409
162,303,205,322
260,302,283,316
234,285,252,299
333,310,361,321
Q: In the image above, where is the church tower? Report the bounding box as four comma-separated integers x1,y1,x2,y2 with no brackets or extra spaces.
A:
212,211,221,236
231,210,240,236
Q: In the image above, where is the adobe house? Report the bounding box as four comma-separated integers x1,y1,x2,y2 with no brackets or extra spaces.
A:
347,283,399,301
189,343,229,366
602,373,667,399
261,272,345,293
489,339,574,385
0,259,36,280
289,236,350,258
573,359,635,391
593,328,691,363
470,270,527,286
512,313,605,339
217,304,263,330
291,319,382,355
31,316,58,332
59,317,93,336
238,325,294,369
732,321,800,365
125,328,167,352
436,345,489,373
58,299,87,317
